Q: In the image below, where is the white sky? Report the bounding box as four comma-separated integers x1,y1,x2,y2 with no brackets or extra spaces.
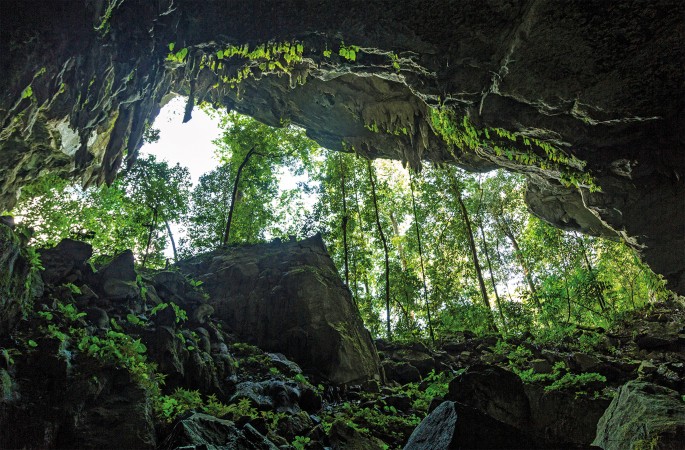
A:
140,96,222,185
139,97,313,256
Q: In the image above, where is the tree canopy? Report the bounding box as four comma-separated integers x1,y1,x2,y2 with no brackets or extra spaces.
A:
9,110,669,342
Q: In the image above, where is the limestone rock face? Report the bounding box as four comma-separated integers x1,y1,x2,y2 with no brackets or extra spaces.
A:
178,235,381,385
593,380,685,450
0,223,42,335
1,0,683,292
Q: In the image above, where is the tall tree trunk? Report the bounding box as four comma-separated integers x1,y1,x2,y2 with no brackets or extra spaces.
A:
165,220,178,262
222,147,256,246
389,212,407,271
339,153,350,286
574,233,607,311
142,209,158,269
449,174,498,332
497,212,542,309
367,159,392,340
479,221,507,330
409,171,435,343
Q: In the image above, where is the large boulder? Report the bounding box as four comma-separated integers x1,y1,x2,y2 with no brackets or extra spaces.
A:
592,380,685,450
447,364,610,447
179,235,381,385
38,238,93,285
404,401,535,450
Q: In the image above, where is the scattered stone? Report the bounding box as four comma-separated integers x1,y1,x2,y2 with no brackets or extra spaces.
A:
382,360,421,384
162,412,278,450
572,352,602,372
328,419,388,450
531,358,553,374
267,353,303,375
638,360,658,376
102,279,139,300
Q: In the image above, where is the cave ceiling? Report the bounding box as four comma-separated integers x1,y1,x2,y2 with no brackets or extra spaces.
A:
0,0,683,292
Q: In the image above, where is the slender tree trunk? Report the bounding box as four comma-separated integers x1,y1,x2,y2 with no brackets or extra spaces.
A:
367,159,392,340
222,147,256,246
497,213,542,309
575,233,607,311
165,220,178,262
389,211,408,271
339,153,350,286
142,209,158,269
409,171,435,343
479,221,507,330
449,174,498,332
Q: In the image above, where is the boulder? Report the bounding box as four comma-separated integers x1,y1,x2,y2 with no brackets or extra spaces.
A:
328,419,388,450
99,250,136,284
403,401,536,450
162,412,278,450
447,364,530,430
231,380,320,414
178,235,381,385
593,380,685,450
524,384,610,446
382,360,421,385
447,364,609,447
38,239,93,285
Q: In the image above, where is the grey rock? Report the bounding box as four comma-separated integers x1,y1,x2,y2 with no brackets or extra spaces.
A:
593,380,685,450
404,401,536,450
179,235,381,384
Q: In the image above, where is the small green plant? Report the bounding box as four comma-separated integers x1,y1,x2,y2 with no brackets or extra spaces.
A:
338,42,360,61
150,302,188,323
166,43,189,63
292,436,311,450
57,303,86,322
62,283,82,295
21,86,33,100
546,371,606,392
158,388,203,422
126,313,146,326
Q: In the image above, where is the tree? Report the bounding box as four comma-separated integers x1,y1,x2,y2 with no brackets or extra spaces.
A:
117,155,191,268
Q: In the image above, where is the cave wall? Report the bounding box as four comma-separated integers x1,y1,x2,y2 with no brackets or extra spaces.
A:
1,0,683,292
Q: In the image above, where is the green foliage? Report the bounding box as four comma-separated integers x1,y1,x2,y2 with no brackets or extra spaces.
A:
338,42,360,61
182,111,319,252
545,370,606,393
198,40,306,89
150,302,188,323
292,436,311,450
157,388,203,422
20,86,33,99
429,107,598,191
12,155,190,269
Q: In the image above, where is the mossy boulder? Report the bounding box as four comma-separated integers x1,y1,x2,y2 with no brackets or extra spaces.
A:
593,380,685,450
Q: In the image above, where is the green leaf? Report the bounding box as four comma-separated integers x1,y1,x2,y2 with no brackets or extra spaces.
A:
27,340,38,348
168,42,175,52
